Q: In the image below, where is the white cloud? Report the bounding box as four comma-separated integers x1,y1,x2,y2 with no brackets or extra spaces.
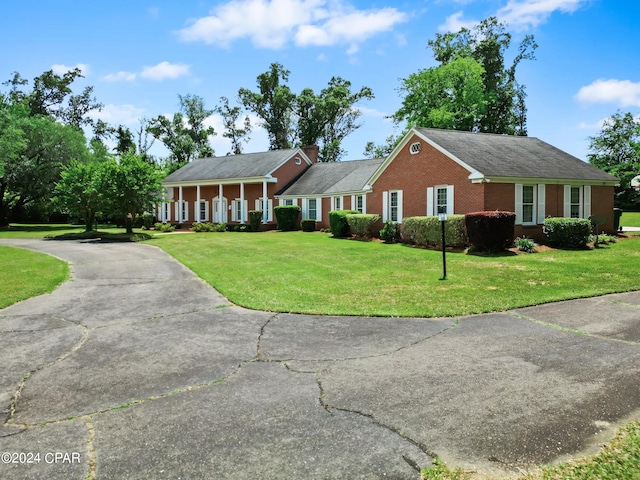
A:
51,63,90,76
575,79,640,107
102,71,137,82
497,0,587,29
90,104,147,126
140,61,190,81
177,0,407,50
438,11,479,32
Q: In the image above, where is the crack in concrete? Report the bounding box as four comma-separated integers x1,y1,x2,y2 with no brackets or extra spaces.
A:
256,313,279,360
508,311,640,346
83,416,97,480
4,318,89,425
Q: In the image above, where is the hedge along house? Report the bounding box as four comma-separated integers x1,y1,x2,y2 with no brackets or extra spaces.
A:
159,146,318,226
361,127,619,242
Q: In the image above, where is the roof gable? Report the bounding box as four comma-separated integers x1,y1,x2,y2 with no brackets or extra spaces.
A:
163,148,310,184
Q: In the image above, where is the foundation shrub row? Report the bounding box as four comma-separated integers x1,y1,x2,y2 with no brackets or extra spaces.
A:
401,215,467,248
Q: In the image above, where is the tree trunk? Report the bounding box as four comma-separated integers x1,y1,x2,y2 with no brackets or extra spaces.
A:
84,211,95,232
125,214,133,234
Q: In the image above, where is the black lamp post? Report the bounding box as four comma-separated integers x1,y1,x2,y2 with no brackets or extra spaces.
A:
438,207,447,280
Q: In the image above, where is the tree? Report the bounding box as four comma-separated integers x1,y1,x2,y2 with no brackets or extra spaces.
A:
394,16,537,135
313,77,374,162
215,96,252,155
103,151,164,234
393,57,486,131
364,134,401,159
54,152,110,232
147,95,215,171
0,97,88,226
588,111,640,210
114,125,136,156
238,63,296,150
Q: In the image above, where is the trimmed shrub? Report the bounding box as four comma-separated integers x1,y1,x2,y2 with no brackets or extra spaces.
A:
212,222,227,232
543,217,591,248
379,220,401,243
329,210,360,237
465,211,515,253
248,210,263,232
301,219,316,232
401,215,467,248
274,205,301,231
346,214,381,239
154,222,175,233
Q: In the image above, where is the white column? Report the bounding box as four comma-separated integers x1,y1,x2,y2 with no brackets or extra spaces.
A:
196,185,201,222
219,183,224,222
262,181,268,224
240,182,245,224
178,186,183,223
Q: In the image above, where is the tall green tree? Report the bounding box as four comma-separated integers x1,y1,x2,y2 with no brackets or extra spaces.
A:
215,96,252,155
393,57,486,131
238,63,296,150
394,16,537,135
588,111,640,210
103,151,164,234
147,94,215,171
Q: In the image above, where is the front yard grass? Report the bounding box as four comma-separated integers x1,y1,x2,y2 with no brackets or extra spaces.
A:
148,231,640,317
621,211,640,227
0,245,69,309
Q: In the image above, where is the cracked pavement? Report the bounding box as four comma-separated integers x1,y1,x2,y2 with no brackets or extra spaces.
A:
1,238,639,479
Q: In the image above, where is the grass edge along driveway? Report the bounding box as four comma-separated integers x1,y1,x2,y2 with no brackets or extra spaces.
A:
149,231,640,318
0,245,69,309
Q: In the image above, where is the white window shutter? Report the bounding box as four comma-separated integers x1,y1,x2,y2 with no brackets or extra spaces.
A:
537,184,546,224
301,199,307,218
351,195,355,209
397,190,403,223
268,199,273,221
563,185,571,217
316,198,322,222
174,202,180,222
193,201,198,222
382,191,389,222
362,195,367,214
584,185,591,218
166,203,171,222
426,187,434,216
446,185,454,215
515,184,523,225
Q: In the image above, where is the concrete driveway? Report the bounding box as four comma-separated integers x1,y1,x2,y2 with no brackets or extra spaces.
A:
1,239,639,479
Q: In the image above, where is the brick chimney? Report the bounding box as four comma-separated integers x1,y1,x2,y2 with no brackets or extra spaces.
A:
301,145,320,163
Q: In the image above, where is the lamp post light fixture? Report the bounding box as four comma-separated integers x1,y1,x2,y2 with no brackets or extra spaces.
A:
438,207,448,280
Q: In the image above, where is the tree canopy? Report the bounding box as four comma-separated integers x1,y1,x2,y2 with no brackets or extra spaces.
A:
588,111,640,210
393,16,537,136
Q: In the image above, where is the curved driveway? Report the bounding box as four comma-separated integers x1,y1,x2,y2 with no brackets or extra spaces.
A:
1,239,639,479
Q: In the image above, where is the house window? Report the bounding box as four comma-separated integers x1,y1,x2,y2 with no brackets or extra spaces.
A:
308,198,318,220
354,195,364,213
198,200,209,222
212,197,228,223
294,157,302,165
410,142,421,154
175,200,189,222
427,186,454,216
333,196,342,211
384,190,403,223
255,198,273,222
436,187,448,215
570,187,581,218
283,199,294,206
162,203,171,222
522,185,535,224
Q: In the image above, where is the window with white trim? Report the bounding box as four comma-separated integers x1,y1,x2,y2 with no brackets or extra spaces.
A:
175,201,189,222
383,190,403,223
354,195,365,213
281,198,295,206
255,198,273,222
522,185,535,224
570,187,581,218
212,197,228,223
162,202,171,222
197,200,209,222
410,142,421,154
232,198,248,222
332,196,342,211
426,186,454,216
308,198,318,220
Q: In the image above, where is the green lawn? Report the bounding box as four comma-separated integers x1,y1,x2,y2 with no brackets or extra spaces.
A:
0,245,69,309
621,211,640,227
148,231,640,317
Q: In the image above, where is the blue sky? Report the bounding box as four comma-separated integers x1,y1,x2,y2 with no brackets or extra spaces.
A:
3,0,639,161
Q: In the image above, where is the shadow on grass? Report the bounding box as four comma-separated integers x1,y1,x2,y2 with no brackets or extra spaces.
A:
46,231,153,242
1,224,85,232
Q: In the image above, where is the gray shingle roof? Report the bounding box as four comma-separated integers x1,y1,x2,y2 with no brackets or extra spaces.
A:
416,128,618,182
279,158,385,196
164,149,302,183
